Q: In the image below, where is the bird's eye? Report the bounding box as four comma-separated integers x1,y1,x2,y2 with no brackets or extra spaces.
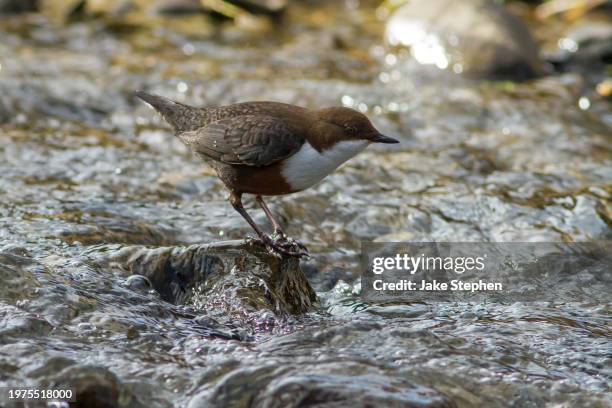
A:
344,124,358,133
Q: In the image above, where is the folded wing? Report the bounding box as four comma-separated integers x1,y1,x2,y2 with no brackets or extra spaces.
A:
179,114,305,167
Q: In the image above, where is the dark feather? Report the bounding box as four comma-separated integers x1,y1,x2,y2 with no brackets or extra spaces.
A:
178,115,305,167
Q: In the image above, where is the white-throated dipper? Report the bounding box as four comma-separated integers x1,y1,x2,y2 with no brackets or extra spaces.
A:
135,91,399,256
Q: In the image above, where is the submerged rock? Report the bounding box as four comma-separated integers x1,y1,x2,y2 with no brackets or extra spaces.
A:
384,0,542,79
189,362,455,408
0,304,53,340
43,365,144,408
105,240,318,317
0,251,41,304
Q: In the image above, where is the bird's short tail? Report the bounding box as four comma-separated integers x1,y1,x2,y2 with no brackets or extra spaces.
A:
134,91,203,132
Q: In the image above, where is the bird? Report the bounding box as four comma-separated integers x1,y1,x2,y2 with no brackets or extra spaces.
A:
135,91,399,257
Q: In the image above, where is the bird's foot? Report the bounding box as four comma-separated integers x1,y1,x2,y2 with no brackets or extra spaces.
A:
274,234,308,253
245,234,309,258
270,231,308,255
270,229,288,242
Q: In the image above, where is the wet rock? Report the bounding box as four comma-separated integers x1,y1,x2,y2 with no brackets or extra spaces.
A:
0,252,41,303
43,365,146,408
0,0,38,14
39,0,85,24
0,98,9,123
154,0,285,17
85,0,136,17
24,355,76,379
535,0,612,21
230,0,286,15
548,21,612,71
189,362,455,408
57,217,178,246
384,0,541,79
105,240,318,316
0,304,53,340
154,0,204,15
124,274,153,293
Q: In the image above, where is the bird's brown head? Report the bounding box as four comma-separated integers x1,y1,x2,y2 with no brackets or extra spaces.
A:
316,107,399,144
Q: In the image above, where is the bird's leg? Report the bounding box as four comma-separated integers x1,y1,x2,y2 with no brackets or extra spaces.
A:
255,195,286,239
228,192,267,240
255,195,308,254
229,192,306,258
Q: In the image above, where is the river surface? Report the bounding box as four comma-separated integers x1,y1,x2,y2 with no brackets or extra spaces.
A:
0,2,611,407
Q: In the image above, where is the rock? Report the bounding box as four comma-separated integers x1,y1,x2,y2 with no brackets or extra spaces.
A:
230,0,286,15
153,0,204,15
105,240,318,317
547,21,612,71
154,0,286,16
384,0,542,80
0,252,41,304
535,0,612,21
43,365,139,408
0,304,54,340
57,217,178,246
124,274,153,293
39,0,84,24
189,362,455,408
0,0,38,14
0,98,9,124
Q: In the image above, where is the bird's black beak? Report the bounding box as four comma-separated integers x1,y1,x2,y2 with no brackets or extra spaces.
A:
372,133,400,144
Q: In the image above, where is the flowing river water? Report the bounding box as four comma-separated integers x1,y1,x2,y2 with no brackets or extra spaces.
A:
0,2,610,407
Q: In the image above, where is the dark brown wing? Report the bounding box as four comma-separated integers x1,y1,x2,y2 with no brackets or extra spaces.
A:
178,114,305,167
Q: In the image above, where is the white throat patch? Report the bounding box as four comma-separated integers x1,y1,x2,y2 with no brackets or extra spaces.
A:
282,140,368,191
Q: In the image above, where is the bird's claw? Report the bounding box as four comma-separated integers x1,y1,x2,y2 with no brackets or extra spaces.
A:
265,235,309,258
270,230,290,243
245,234,309,258
270,233,309,257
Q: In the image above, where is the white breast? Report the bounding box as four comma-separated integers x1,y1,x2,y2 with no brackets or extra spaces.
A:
281,140,368,191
